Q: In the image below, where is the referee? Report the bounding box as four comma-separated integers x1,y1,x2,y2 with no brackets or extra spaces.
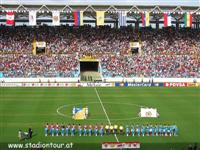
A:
114,125,118,135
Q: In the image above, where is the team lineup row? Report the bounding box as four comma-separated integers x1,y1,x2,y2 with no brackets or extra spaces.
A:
44,123,178,137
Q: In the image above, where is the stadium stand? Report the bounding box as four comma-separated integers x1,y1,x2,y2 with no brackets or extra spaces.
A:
0,25,199,78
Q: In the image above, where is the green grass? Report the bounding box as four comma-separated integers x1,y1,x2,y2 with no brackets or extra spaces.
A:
0,87,200,150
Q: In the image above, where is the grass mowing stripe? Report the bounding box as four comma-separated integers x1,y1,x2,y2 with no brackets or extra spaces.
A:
0,87,199,150
94,88,119,142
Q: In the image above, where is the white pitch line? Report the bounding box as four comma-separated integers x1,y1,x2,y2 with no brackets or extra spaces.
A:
94,88,119,142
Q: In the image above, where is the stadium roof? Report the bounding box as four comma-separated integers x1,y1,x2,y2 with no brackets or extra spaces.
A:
1,0,200,7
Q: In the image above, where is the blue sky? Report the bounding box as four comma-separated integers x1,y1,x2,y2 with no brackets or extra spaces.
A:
1,0,199,6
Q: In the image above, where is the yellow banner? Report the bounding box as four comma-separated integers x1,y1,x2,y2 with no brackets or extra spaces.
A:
80,57,99,62
145,12,150,26
80,11,84,26
32,36,36,55
188,83,200,87
96,11,105,26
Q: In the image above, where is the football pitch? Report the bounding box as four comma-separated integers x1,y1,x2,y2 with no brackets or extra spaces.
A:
0,87,199,150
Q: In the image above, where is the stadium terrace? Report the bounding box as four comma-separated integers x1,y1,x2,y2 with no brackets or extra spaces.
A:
0,26,199,79
0,2,200,80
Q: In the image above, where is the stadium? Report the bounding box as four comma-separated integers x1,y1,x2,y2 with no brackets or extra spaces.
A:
0,0,200,150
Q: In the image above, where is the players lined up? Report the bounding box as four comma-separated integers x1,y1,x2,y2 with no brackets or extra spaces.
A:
45,123,102,137
44,123,178,137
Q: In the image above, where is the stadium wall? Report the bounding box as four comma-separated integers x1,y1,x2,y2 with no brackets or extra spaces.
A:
0,77,199,83
103,77,199,83
0,78,199,87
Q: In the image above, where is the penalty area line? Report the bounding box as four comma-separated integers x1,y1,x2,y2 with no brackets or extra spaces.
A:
94,88,119,142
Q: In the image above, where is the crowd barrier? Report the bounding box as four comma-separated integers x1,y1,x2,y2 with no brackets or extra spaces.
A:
0,82,114,87
0,78,199,87
0,82,199,87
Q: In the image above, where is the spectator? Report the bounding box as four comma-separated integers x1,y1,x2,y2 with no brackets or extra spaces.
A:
0,25,199,78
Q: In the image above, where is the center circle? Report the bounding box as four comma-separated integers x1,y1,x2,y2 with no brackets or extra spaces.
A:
57,102,144,121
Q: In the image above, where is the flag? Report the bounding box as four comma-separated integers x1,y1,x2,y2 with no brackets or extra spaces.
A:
6,12,15,25
163,13,171,27
32,34,36,55
0,72,3,78
52,11,60,26
118,11,127,27
29,11,37,26
96,11,105,26
184,13,192,27
73,11,83,26
141,12,150,27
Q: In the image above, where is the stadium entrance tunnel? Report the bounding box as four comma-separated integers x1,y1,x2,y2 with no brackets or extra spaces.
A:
80,58,102,82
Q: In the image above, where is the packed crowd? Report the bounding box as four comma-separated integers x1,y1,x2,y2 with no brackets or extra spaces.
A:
0,26,33,54
0,54,79,77
101,54,198,78
141,28,200,55
0,25,199,78
36,25,133,55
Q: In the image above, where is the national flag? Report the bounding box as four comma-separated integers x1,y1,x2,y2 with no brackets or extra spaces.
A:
52,11,60,26
32,34,36,55
73,11,83,26
6,12,15,25
184,13,192,27
0,72,3,78
96,11,105,26
118,11,127,27
141,12,150,27
163,13,171,27
29,11,37,26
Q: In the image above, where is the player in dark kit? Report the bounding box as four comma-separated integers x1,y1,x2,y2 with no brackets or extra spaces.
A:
28,128,33,138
